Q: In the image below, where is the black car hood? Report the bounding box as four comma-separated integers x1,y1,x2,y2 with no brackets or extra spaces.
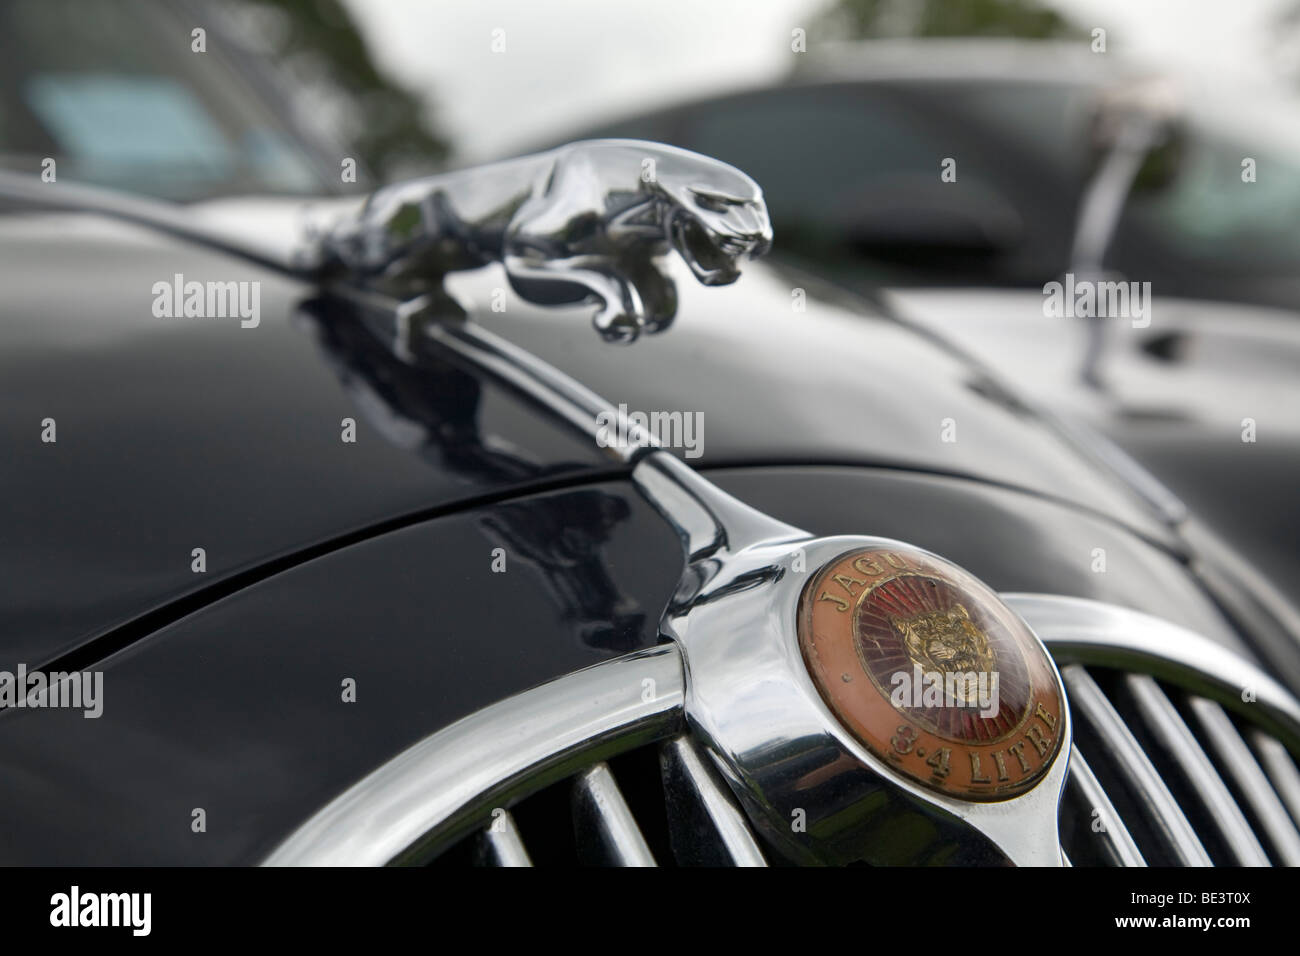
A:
471,258,1176,535
0,207,1172,669
0,212,607,670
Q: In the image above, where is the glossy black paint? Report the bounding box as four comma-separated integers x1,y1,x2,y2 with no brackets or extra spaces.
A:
471,258,1180,546
705,466,1244,650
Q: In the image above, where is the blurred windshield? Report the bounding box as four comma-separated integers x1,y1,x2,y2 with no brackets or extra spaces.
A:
0,0,330,201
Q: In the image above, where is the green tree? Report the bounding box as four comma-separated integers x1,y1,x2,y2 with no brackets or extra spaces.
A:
237,0,450,180
817,0,1081,40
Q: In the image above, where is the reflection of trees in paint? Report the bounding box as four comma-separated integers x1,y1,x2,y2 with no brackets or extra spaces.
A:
297,295,648,653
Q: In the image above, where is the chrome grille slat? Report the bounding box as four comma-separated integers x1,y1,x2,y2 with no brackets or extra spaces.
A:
660,734,768,866
1123,674,1268,865
263,644,685,866
1013,594,1300,869
475,810,532,867
1187,696,1300,865
1251,730,1300,826
1063,665,1211,866
572,763,657,866
1065,745,1146,866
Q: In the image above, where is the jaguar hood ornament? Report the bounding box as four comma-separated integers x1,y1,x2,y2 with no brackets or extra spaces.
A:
0,140,770,347
302,139,773,344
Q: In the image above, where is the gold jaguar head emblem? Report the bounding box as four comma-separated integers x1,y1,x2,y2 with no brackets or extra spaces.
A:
800,547,1065,801
892,603,995,682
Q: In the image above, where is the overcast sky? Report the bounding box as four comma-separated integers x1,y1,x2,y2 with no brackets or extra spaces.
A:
341,0,1300,160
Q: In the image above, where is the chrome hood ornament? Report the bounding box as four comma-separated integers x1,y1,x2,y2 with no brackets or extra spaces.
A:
303,139,773,343
0,141,770,345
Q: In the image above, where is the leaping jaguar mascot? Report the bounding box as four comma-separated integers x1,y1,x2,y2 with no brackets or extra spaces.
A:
305,140,772,345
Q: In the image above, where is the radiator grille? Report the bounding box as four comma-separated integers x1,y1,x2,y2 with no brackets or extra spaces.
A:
264,597,1300,867
1059,667,1300,865
431,734,767,867
431,677,1300,867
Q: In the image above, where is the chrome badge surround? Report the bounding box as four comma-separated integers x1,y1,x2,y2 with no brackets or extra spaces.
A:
633,454,1072,866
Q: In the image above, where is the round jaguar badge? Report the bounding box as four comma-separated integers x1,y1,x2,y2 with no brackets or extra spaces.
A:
798,545,1065,801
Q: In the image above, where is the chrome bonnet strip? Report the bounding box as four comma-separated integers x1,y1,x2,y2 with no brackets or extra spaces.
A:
428,321,659,464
